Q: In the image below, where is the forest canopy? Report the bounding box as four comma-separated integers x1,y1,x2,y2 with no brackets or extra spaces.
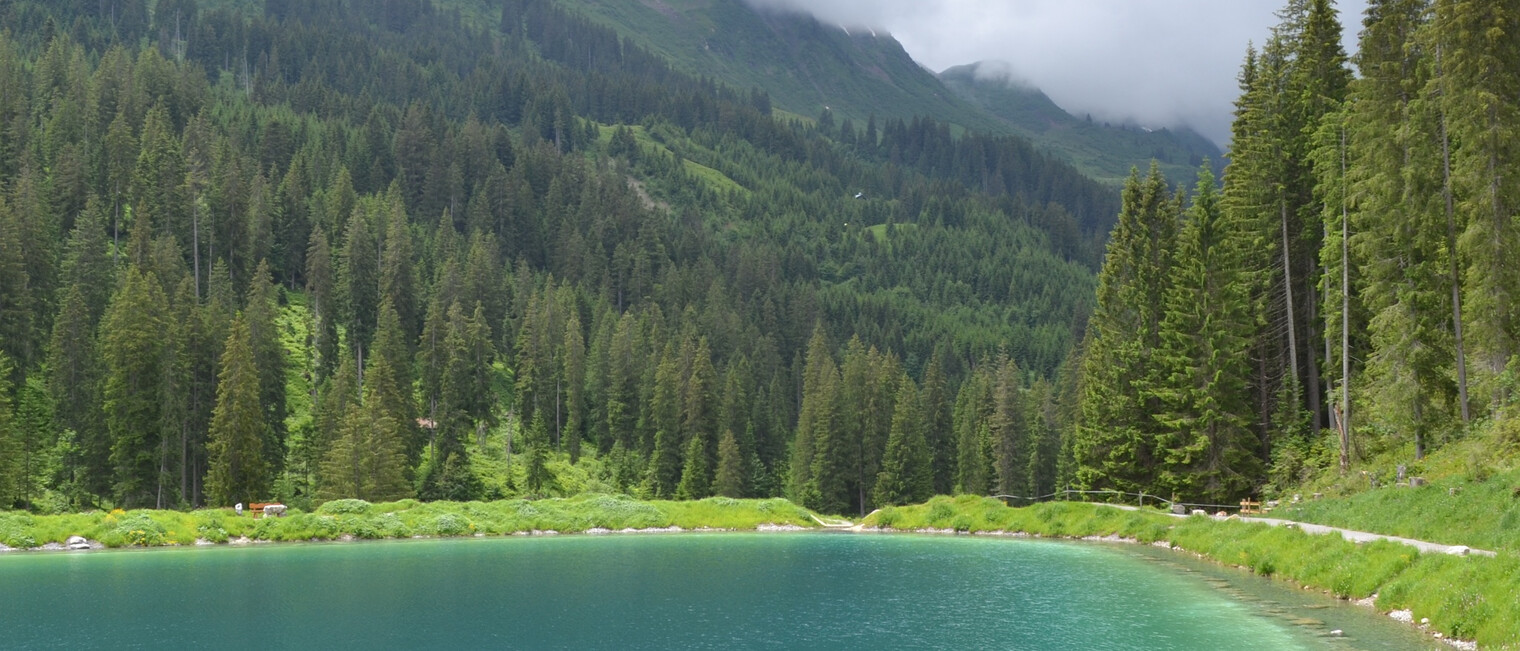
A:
0,0,1107,515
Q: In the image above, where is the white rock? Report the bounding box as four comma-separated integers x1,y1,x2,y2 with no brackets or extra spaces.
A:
65,536,91,550
755,523,807,532
1389,609,1414,623
1328,629,1343,637
1447,545,1470,556
261,504,287,518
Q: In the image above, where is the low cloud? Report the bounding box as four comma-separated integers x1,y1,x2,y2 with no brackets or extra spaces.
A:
746,0,1368,146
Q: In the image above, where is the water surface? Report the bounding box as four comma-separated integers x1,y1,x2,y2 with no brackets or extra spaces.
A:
0,533,1434,649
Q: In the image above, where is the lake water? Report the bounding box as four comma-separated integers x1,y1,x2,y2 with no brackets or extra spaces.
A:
0,533,1436,649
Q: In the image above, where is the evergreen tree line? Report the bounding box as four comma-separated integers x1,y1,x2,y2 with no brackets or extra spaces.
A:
1070,0,1520,503
0,0,1097,512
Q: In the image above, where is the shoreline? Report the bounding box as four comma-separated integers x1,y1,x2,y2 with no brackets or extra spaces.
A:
1,498,1497,648
858,524,1479,650
0,521,819,555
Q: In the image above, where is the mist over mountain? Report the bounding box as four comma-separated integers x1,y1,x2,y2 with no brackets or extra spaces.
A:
559,0,1220,184
742,0,1370,146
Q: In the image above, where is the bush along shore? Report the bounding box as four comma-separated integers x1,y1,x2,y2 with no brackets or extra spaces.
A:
0,495,818,550
863,495,1517,649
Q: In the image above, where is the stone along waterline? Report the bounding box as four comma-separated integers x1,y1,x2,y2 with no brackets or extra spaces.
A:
0,533,1433,649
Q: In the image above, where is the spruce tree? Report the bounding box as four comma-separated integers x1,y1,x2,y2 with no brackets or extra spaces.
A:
1357,0,1460,460
1438,0,1520,405
0,354,16,506
989,355,1027,496
243,260,287,476
1074,164,1180,494
47,284,106,496
645,343,684,497
562,310,586,462
372,299,418,458
920,348,955,496
380,196,419,343
319,368,411,503
205,314,269,507
342,205,379,368
713,429,745,498
1151,167,1260,502
874,375,932,507
675,428,713,500
305,226,339,385
101,267,169,507
953,366,995,495
0,192,33,380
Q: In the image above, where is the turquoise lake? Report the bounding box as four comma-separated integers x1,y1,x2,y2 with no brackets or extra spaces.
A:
0,533,1436,649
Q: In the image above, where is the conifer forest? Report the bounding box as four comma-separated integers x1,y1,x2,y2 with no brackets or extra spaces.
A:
0,0,1513,517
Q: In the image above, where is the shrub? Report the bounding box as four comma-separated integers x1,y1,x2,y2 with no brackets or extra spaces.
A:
316,499,373,515
432,513,473,536
104,513,167,547
0,514,38,548
196,524,230,543
926,500,956,524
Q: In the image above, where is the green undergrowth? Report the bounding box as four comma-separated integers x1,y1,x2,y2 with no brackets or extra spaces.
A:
863,495,1520,648
0,495,817,549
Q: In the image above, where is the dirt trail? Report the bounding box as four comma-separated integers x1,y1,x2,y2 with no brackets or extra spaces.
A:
1106,504,1498,557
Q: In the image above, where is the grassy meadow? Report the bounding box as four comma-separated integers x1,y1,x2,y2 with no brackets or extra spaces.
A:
0,494,817,549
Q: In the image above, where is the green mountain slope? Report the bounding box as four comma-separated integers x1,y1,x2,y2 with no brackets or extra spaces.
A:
552,0,1002,132
939,63,1223,185
552,0,1219,187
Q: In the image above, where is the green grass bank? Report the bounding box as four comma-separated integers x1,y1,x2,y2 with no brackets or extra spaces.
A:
0,495,818,549
6,493,1515,647
864,495,1520,648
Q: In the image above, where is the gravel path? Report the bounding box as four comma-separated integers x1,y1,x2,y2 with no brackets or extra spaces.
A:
1104,504,1498,557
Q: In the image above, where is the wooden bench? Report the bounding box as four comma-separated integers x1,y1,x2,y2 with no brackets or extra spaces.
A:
1239,500,1262,515
249,502,281,517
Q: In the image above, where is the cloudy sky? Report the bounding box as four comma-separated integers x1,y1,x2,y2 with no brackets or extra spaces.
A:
746,0,1369,146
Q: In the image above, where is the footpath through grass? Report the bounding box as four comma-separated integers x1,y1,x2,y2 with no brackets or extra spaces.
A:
1269,422,1520,554
0,495,817,549
865,495,1520,648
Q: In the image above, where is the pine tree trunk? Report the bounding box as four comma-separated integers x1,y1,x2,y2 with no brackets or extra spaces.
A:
1339,127,1351,473
1439,76,1471,423
1281,201,1300,400
1306,277,1323,433
192,204,201,300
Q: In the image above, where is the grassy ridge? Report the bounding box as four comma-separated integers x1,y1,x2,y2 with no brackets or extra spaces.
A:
0,495,817,548
865,495,1520,648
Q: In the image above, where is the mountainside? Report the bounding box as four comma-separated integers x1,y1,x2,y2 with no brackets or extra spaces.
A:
552,0,1003,133
554,0,1220,187
939,63,1223,186
0,0,1111,517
